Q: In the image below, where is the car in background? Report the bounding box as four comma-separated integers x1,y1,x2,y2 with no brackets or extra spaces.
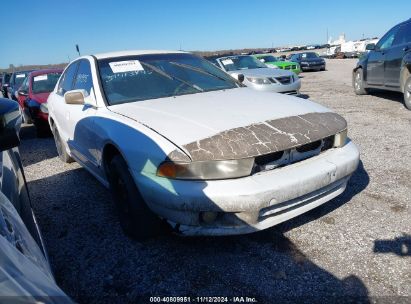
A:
1,72,11,97
353,18,411,110
17,69,63,136
47,50,359,239
289,52,326,71
254,54,301,74
214,55,301,95
0,98,71,301
7,70,34,100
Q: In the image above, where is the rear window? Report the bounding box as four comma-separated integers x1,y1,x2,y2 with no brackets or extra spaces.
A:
32,73,62,94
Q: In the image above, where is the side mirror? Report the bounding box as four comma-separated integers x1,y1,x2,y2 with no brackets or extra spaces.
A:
64,89,86,105
237,74,245,83
0,98,21,152
366,43,376,51
18,90,28,97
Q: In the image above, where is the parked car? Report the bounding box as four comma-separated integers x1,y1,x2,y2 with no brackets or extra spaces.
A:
289,52,326,71
17,69,63,136
1,72,11,97
214,55,301,95
353,18,411,110
47,50,359,239
0,98,71,302
254,54,301,74
7,70,34,100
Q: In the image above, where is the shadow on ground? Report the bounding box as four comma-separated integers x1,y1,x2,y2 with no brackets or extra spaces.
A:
23,131,371,304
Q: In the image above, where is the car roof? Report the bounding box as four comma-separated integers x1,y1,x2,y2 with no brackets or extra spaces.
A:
93,50,187,60
30,69,64,77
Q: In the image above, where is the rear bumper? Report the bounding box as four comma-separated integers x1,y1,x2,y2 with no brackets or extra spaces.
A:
134,141,360,236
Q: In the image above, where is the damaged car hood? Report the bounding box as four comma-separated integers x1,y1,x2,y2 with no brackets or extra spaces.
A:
108,88,346,161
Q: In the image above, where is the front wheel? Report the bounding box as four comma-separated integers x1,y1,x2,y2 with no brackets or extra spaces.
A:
353,68,369,95
403,76,411,110
108,155,167,240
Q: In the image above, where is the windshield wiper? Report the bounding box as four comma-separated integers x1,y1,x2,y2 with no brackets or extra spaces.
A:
139,61,203,93
169,61,231,84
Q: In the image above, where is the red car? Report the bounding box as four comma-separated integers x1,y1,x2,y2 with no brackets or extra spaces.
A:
17,69,63,136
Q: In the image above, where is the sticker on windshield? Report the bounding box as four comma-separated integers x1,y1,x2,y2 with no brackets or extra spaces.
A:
34,75,48,82
221,59,234,65
16,74,25,78
302,54,307,58
109,60,144,73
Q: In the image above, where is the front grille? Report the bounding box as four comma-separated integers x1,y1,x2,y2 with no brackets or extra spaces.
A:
274,76,292,85
284,66,291,70
252,136,335,174
291,65,297,69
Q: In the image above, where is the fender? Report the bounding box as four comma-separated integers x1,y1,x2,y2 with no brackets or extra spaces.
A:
400,53,411,92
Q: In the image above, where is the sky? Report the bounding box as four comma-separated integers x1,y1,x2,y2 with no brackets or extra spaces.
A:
1,0,410,68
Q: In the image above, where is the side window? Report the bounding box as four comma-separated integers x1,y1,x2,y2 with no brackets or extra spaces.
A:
73,60,93,95
393,23,411,46
377,26,399,50
20,77,29,92
57,62,79,96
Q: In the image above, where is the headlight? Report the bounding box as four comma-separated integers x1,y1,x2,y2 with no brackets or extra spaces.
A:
334,129,347,147
157,158,255,180
246,77,271,85
40,103,48,114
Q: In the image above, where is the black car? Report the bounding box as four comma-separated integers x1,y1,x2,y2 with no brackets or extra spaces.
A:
7,70,33,100
1,72,11,97
0,98,71,300
289,52,326,71
353,18,411,110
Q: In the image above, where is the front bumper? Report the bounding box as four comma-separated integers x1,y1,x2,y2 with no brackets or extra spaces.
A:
300,63,325,71
135,141,360,236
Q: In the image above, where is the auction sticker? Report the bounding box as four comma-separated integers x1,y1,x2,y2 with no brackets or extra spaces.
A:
34,75,48,82
221,59,234,65
16,74,25,78
109,60,144,73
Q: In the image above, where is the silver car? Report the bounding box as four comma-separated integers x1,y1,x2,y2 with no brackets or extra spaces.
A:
214,55,301,95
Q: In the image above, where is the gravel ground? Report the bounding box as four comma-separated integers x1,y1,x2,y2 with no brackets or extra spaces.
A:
19,59,410,303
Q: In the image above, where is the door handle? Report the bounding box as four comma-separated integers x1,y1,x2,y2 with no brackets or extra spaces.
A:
403,46,410,52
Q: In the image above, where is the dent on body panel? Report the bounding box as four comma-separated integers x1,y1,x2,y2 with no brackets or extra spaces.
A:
166,112,347,162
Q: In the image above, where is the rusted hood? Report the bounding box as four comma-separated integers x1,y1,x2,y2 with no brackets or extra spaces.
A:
109,87,331,146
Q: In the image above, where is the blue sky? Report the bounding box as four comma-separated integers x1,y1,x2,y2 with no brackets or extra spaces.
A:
1,0,410,68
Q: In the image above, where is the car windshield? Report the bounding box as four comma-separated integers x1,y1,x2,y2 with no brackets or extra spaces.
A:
218,56,267,71
32,72,62,94
14,73,29,87
98,53,239,105
301,53,319,59
259,55,278,63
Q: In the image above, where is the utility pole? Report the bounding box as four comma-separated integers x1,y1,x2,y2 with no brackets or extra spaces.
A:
326,28,329,44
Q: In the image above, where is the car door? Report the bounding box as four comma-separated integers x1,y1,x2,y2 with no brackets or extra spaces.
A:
367,26,399,86
385,22,411,88
63,59,99,172
52,61,79,136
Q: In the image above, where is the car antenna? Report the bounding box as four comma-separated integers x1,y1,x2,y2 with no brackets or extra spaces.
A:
76,44,81,57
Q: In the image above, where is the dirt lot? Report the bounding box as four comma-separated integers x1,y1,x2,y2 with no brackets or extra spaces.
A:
19,59,410,303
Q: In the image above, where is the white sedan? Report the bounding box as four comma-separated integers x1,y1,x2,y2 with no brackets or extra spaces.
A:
214,55,301,95
47,50,359,239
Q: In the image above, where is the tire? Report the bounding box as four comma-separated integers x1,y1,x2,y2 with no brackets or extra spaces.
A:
52,125,73,163
353,68,369,95
404,76,411,110
108,155,166,240
36,123,51,138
